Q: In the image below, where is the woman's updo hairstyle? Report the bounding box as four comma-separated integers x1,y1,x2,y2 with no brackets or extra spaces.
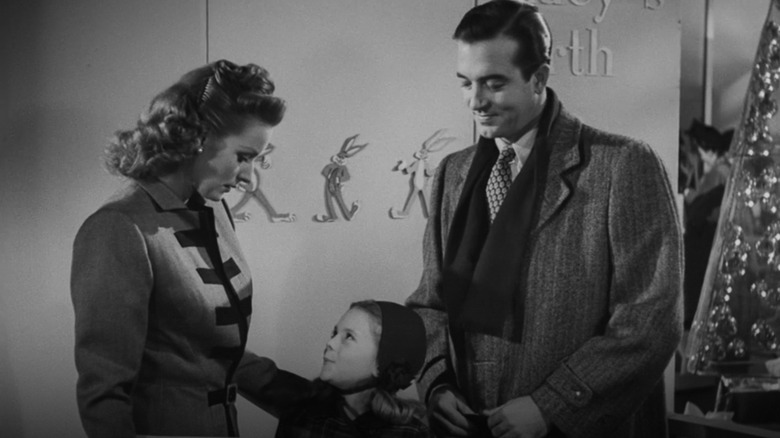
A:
105,59,286,180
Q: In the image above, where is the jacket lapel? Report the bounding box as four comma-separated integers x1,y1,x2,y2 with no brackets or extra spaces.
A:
446,103,583,235
534,108,582,232
137,179,189,211
447,145,479,211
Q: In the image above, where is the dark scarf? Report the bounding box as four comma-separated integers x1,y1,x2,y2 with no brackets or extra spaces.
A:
441,90,561,343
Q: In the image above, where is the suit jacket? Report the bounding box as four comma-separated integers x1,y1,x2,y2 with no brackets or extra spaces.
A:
406,99,683,437
71,179,278,437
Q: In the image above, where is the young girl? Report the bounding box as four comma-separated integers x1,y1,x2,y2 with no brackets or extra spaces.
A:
275,300,430,437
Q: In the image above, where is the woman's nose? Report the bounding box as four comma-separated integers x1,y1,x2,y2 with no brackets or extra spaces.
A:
237,162,253,185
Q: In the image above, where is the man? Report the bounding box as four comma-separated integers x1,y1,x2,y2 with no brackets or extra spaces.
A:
405,1,682,437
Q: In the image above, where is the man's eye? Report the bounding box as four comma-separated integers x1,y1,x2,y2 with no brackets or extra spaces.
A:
486,81,505,91
460,81,472,89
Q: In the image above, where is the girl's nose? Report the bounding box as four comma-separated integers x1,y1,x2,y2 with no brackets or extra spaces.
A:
325,335,339,351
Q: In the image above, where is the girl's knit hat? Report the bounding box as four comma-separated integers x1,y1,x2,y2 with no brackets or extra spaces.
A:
373,301,427,393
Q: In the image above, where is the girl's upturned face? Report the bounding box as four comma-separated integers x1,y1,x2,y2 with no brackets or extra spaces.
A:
191,119,273,202
320,308,379,391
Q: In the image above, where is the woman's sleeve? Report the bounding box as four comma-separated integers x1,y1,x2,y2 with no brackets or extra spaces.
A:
71,210,153,438
236,352,316,418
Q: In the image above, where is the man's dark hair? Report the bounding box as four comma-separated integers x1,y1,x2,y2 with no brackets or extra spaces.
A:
453,0,552,80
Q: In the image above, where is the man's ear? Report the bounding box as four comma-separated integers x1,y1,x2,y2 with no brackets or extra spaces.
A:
533,64,550,94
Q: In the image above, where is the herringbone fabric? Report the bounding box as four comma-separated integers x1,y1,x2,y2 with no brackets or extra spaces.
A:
407,102,683,438
486,147,516,221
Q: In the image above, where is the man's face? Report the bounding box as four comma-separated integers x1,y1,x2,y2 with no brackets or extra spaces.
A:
457,36,545,142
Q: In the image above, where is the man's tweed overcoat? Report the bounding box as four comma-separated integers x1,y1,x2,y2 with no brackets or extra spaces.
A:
407,96,683,438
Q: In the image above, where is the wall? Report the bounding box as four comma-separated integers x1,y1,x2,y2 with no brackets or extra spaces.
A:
680,0,770,133
0,1,680,437
710,0,769,130
208,1,474,433
680,0,706,133
0,1,206,436
534,0,680,184
213,0,681,434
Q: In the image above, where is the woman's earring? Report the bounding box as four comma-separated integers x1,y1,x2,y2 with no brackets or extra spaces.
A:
196,147,204,155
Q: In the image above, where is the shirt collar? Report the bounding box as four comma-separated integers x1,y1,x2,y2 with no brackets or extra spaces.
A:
495,127,538,165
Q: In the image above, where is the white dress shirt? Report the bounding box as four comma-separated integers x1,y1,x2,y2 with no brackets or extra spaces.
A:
495,127,538,181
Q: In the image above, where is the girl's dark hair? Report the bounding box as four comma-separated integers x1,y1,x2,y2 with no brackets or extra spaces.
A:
453,0,552,80
105,59,286,180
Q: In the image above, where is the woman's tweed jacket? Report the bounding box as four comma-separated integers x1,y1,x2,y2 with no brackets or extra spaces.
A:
71,179,277,437
406,97,683,438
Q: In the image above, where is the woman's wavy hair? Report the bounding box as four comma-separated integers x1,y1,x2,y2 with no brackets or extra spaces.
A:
105,59,286,180
349,301,426,425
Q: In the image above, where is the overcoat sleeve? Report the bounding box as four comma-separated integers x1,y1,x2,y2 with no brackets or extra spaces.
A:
406,153,458,403
531,142,684,436
71,210,152,438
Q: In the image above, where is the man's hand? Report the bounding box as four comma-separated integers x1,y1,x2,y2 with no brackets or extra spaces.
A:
427,384,478,437
484,396,550,438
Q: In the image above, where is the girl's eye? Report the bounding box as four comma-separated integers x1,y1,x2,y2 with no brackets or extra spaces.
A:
345,333,354,341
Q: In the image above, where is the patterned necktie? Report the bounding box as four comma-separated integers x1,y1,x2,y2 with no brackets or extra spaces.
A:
486,147,516,222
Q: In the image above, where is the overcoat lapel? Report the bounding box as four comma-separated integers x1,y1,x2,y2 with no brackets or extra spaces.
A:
533,108,583,233
445,103,585,241
450,150,475,205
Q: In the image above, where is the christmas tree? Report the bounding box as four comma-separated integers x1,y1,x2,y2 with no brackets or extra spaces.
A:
686,0,780,375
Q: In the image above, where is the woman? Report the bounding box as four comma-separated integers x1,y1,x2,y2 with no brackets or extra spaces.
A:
683,121,733,328
275,300,430,437
71,60,289,437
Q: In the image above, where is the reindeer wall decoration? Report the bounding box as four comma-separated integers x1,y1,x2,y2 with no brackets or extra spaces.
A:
313,134,369,222
230,144,296,223
389,129,455,219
